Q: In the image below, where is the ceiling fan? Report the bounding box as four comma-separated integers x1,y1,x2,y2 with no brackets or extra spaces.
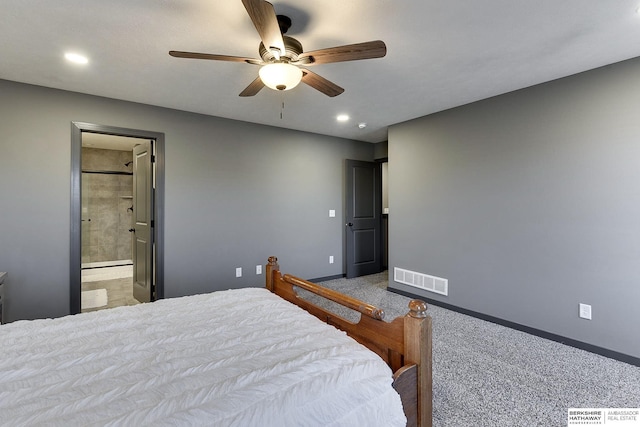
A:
169,0,387,97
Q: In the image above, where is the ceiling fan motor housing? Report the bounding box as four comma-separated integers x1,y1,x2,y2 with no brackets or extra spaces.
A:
259,36,304,63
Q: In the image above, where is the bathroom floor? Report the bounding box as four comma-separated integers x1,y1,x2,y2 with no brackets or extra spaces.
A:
81,265,140,312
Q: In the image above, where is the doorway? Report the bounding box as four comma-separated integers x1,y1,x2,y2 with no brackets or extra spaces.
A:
345,159,383,278
70,122,165,315
81,138,137,311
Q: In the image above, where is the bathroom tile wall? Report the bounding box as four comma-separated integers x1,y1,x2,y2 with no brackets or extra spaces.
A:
81,148,133,265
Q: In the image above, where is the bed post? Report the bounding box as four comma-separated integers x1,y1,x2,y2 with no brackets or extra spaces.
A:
265,256,432,426
405,300,433,427
265,256,279,292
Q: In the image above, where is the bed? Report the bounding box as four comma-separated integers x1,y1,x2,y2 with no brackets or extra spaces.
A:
0,256,432,426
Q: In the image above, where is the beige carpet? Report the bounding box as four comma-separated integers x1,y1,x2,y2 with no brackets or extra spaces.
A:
314,272,640,427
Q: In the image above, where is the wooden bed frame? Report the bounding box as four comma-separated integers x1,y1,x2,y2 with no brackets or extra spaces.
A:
266,256,432,427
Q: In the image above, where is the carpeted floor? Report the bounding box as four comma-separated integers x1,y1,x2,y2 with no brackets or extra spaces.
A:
310,272,640,427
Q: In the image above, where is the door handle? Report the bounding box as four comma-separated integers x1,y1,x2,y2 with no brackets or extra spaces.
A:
346,222,353,227
129,228,135,233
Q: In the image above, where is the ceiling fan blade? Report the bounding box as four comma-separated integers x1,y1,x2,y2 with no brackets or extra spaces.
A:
169,51,261,64
298,40,387,65
301,69,344,97
239,76,265,97
241,0,286,57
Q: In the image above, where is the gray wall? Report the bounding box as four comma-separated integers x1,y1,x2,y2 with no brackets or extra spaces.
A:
0,79,373,322
388,57,640,359
373,141,388,160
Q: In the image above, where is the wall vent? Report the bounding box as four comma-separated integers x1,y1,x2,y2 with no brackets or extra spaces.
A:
394,267,448,296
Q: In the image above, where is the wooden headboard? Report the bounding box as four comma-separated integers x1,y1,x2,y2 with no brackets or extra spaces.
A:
266,256,433,427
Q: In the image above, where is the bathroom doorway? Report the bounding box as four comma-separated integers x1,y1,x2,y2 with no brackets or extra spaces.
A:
70,122,164,315
80,135,138,311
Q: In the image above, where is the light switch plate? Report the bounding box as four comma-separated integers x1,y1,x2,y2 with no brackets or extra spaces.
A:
579,303,592,320
329,210,336,217
235,267,242,278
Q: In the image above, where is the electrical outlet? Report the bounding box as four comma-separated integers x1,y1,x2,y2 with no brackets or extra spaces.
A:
256,265,262,275
235,267,242,278
329,255,334,264
579,303,592,320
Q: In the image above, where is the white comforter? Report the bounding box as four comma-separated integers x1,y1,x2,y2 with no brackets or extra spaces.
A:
0,288,406,426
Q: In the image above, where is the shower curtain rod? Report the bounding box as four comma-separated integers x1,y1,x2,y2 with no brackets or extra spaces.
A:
82,170,133,176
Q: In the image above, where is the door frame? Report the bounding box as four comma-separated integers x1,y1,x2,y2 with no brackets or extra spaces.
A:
70,121,165,314
378,157,388,270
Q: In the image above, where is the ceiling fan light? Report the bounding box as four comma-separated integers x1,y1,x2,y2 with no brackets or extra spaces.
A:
259,63,303,91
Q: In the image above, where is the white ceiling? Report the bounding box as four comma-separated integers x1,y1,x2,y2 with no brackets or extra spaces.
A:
3,0,640,143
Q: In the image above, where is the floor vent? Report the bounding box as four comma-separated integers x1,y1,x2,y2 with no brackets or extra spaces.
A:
394,267,448,296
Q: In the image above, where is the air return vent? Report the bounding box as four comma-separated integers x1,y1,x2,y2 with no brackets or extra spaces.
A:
394,267,448,296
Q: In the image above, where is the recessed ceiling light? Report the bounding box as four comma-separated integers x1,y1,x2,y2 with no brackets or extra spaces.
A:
64,52,89,65
358,123,367,129
337,114,349,122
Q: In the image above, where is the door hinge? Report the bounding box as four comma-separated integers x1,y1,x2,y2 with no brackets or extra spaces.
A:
151,220,155,228
151,155,156,163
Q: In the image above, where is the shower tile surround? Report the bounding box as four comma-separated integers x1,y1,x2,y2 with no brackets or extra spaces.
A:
81,148,133,265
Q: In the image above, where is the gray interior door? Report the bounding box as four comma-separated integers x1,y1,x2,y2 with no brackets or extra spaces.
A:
345,160,382,278
132,141,154,303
